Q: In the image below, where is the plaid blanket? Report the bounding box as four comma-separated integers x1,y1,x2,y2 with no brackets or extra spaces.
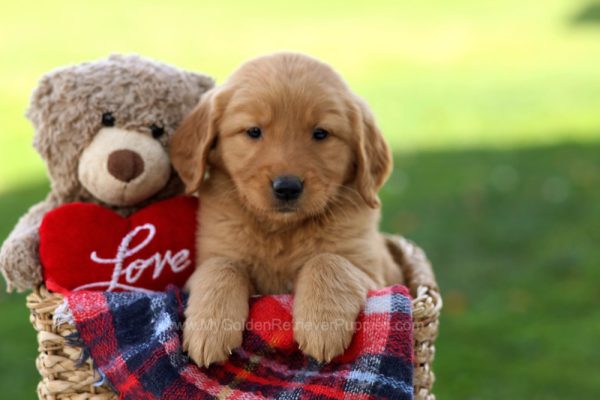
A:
64,285,414,400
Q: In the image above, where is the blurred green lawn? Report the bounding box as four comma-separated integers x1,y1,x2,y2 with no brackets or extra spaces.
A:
1,1,599,399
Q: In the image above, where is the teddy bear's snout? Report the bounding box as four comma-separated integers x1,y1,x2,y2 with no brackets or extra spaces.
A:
78,127,171,206
107,149,145,182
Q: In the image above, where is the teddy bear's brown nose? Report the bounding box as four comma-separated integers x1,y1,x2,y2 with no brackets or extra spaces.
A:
107,149,145,182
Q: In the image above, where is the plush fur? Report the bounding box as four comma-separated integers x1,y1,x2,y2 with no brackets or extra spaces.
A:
0,54,214,292
171,52,403,366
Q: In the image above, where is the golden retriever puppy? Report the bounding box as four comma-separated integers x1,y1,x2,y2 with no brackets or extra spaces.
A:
171,52,402,367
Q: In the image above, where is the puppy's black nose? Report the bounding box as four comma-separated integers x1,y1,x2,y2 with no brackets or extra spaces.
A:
272,175,303,201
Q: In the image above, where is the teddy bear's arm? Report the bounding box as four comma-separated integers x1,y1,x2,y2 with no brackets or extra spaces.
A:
0,194,61,292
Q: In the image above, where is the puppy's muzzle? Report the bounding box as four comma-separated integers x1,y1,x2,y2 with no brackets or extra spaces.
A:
107,149,145,182
272,175,303,201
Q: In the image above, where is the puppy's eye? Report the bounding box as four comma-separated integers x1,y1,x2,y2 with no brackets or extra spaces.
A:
150,124,165,139
101,112,115,127
246,127,262,139
312,127,329,141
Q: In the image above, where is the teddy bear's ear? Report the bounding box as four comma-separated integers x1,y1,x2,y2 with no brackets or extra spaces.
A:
27,75,57,159
26,75,53,129
186,72,215,99
26,70,86,198
108,53,125,62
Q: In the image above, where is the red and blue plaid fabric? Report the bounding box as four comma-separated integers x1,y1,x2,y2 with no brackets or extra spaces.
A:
66,285,414,399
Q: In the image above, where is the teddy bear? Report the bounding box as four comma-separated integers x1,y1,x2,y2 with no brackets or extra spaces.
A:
0,54,213,292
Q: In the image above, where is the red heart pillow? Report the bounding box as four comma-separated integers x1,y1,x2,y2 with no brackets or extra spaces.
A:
39,196,198,294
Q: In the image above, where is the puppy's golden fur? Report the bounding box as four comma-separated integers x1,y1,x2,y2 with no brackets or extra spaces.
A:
171,52,402,367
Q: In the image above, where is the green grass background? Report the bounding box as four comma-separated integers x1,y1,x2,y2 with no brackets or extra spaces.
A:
1,0,599,398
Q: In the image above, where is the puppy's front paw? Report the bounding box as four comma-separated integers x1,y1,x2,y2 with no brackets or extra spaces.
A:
182,257,252,367
293,253,371,363
293,301,357,363
182,308,245,368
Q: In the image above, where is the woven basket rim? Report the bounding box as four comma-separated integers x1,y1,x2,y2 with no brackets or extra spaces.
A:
27,233,441,400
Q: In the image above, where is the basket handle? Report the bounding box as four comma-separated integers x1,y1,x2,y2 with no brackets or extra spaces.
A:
385,234,442,324
384,234,439,294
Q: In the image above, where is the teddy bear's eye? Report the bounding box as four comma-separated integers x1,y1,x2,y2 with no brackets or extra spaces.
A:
101,112,115,127
150,124,165,139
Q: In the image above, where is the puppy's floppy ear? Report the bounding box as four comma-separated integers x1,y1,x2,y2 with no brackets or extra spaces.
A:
171,87,228,193
351,96,393,208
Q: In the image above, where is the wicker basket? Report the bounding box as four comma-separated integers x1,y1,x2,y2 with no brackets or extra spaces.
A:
26,235,441,400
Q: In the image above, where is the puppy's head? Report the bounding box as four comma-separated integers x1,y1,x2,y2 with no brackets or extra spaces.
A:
172,53,391,222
